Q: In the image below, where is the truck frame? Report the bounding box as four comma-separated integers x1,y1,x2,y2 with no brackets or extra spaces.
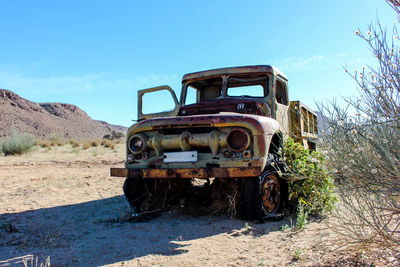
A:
111,65,318,220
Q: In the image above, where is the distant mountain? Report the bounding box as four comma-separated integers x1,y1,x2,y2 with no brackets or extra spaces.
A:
0,89,127,139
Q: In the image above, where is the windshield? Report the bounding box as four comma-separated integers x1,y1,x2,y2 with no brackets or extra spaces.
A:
227,75,269,97
183,74,269,105
184,77,223,105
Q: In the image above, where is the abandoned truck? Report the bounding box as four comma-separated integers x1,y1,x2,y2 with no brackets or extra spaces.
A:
111,65,318,221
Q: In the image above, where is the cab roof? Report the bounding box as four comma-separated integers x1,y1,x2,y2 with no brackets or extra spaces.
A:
182,65,287,82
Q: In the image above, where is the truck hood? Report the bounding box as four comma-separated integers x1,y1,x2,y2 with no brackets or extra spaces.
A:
128,113,280,137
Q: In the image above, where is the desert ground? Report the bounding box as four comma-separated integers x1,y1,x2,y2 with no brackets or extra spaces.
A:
0,144,396,266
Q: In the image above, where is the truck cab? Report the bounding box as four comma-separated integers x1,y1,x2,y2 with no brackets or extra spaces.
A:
139,65,290,135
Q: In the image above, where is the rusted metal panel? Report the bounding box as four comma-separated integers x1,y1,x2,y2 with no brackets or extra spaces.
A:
110,166,262,178
137,85,180,121
147,131,226,157
129,113,279,137
182,65,287,82
178,98,271,117
110,168,128,177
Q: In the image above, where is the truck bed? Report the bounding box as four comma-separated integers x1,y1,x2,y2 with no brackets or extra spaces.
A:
289,101,319,150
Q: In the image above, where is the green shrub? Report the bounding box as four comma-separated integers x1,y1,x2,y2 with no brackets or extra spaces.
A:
295,201,309,230
1,131,35,156
283,137,337,215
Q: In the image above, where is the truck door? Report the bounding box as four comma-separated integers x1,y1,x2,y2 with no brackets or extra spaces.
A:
275,79,290,136
138,85,180,121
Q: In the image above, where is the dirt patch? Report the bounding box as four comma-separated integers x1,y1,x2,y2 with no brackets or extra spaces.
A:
0,145,397,266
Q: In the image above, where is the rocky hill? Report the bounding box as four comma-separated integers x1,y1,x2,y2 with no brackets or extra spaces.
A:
0,89,127,139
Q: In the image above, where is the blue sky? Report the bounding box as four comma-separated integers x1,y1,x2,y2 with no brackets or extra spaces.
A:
0,0,397,126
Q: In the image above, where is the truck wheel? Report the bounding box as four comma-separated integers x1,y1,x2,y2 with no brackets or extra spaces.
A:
259,171,282,218
239,171,284,221
123,177,147,212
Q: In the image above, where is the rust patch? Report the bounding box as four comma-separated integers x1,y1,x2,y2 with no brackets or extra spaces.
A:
110,168,128,177
110,167,262,179
179,99,270,117
182,65,281,81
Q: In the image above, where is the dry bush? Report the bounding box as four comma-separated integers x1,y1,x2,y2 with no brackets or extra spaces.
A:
112,131,125,139
82,142,91,150
103,131,125,143
34,139,50,148
319,2,400,254
82,140,101,149
23,255,50,267
40,140,51,148
69,139,80,148
206,178,240,217
103,133,111,140
48,133,65,146
91,140,99,147
113,138,124,144
101,139,115,149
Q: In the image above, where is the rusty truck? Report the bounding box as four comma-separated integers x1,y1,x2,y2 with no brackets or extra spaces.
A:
111,65,318,221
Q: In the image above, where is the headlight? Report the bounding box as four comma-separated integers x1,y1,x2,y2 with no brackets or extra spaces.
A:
128,134,147,153
226,128,250,151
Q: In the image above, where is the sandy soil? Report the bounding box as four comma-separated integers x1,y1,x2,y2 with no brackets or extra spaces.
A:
0,144,396,266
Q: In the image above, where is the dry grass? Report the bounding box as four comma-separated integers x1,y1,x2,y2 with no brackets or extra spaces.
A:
34,134,118,152
34,133,66,148
48,133,65,147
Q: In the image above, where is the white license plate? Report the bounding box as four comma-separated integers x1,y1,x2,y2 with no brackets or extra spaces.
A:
163,151,198,163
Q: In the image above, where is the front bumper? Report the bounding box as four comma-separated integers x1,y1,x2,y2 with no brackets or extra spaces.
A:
110,166,262,179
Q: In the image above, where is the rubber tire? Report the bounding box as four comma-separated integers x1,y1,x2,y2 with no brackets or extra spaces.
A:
239,172,286,221
123,177,147,211
239,177,259,220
